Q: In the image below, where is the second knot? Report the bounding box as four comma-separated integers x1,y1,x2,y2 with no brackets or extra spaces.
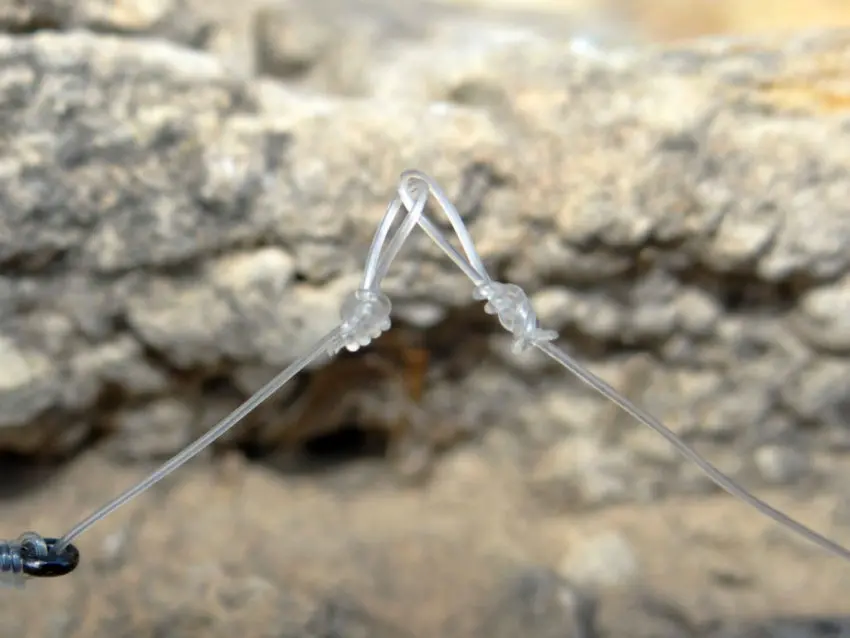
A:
473,281,558,354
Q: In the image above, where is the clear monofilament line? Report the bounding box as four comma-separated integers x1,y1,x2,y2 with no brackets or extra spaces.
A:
42,167,850,571
361,189,429,291
51,174,434,554
535,341,850,563
395,170,850,563
53,330,340,554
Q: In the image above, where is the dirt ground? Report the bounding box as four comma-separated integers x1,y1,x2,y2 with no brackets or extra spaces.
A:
2,444,849,637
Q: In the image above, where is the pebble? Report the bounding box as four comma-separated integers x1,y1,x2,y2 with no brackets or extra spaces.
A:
558,530,639,589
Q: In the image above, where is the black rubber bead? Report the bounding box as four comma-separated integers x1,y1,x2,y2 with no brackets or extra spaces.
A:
21,538,80,578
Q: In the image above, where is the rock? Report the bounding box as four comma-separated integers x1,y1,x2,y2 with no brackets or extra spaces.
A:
781,357,850,439
753,444,808,486
2,21,850,504
0,0,213,47
298,596,415,638
0,30,259,453
68,336,171,400
471,567,600,638
3,8,850,638
713,616,850,638
558,530,640,589
0,0,70,31
251,0,640,94
529,437,641,508
0,335,60,429
673,287,722,337
107,397,195,460
596,589,703,638
792,276,850,354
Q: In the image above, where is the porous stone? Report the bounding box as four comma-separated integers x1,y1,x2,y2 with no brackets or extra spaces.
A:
3,4,850,638
1,3,850,564
0,0,213,47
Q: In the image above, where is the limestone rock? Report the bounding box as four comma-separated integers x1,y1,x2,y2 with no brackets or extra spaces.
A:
1,17,850,513
0,0,213,47
251,0,639,94
3,6,850,638
558,530,640,589
108,397,195,460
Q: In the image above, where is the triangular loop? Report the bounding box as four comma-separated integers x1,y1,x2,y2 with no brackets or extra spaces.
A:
397,170,492,285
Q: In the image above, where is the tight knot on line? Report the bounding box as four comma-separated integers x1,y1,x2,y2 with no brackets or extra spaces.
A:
473,281,558,354
333,288,392,354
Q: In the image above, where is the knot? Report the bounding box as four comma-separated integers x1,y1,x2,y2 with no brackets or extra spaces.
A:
2,532,79,586
16,533,49,558
473,281,558,354
332,288,392,354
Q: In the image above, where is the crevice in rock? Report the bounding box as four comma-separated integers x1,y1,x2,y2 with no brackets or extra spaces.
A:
0,450,64,500
0,248,829,493
0,244,74,277
1,15,63,35
288,421,392,471
676,264,800,315
189,305,499,468
1,10,215,50
531,253,804,354
91,257,799,468
83,20,215,50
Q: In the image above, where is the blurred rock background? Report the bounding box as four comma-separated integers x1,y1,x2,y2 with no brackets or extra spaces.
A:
2,0,850,636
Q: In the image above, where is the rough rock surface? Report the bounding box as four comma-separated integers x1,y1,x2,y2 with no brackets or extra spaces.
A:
1,1,850,636
3,23,850,503
0,0,213,46
251,0,640,93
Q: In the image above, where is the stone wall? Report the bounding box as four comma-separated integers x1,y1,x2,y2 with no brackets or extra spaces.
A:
2,2,850,637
